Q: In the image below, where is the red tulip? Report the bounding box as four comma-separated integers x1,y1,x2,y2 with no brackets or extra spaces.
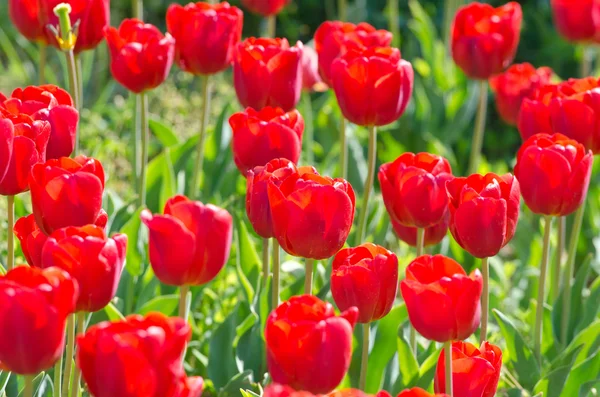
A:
234,37,303,112
515,133,593,216
379,152,452,229
401,255,482,343
266,295,358,394
230,107,304,174
241,0,289,16
331,243,398,323
141,195,233,287
331,47,413,127
5,85,79,159
447,173,520,258
398,388,448,397
391,212,449,248
104,19,175,94
30,156,106,235
518,77,600,154
451,2,522,79
13,214,48,267
9,0,47,43
166,2,243,76
40,0,110,54
0,266,77,375
434,341,502,397
301,45,327,92
0,119,14,185
268,167,355,259
314,21,392,86
77,313,204,397
264,384,392,397
551,0,600,43
489,63,553,126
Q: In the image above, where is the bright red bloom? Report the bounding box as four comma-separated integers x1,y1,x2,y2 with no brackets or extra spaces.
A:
14,214,48,267
104,19,175,94
379,152,452,229
314,21,392,86
241,0,289,16
451,2,522,79
515,133,593,216
268,167,355,259
4,85,79,159
230,107,304,174
233,38,303,112
0,266,77,375
551,0,600,43
77,313,204,397
40,0,110,54
167,2,243,76
331,243,398,323
401,255,482,343
391,212,449,248
0,119,14,186
518,77,600,154
447,173,520,258
30,156,106,235
331,47,413,127
398,388,448,397
141,195,233,287
266,295,358,394
301,45,327,92
434,341,502,397
264,384,392,397
9,0,47,43
489,63,553,126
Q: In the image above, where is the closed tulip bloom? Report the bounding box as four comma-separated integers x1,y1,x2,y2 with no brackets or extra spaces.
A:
451,2,522,79
379,152,452,229
401,255,482,342
77,313,204,397
234,38,303,112
230,107,304,174
301,45,327,92
13,214,48,267
104,19,175,94
314,21,392,85
391,212,449,248
447,173,520,258
0,119,14,184
489,63,553,126
551,0,600,43
30,156,106,235
434,341,502,397
266,295,358,394
268,167,355,259
331,243,398,323
241,0,289,16
167,2,243,76
0,266,77,375
515,133,593,216
141,195,233,287
398,388,449,397
331,47,414,127
9,0,47,43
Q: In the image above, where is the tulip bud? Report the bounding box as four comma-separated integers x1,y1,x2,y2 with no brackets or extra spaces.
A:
551,0,600,43
241,0,290,16
9,0,47,43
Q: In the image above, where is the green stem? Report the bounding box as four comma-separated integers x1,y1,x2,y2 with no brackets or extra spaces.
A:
303,93,314,165
65,50,80,155
262,238,270,286
480,257,489,344
304,258,314,295
6,196,14,271
70,312,85,397
53,349,63,397
132,94,141,197
444,341,453,396
535,216,553,364
581,46,593,77
266,15,276,38
61,314,75,397
272,239,280,308
179,284,190,320
39,43,47,85
388,0,400,48
75,54,82,109
359,323,370,391
551,216,565,303
138,92,149,208
132,0,143,19
338,0,347,21
409,228,425,355
24,376,34,397
191,75,211,200
354,125,377,245
339,116,347,179
467,80,488,175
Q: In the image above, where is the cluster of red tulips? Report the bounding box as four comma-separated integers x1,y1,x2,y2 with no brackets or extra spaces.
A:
2,0,598,396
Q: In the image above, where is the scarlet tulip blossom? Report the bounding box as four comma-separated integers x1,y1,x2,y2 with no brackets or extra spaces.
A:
391,212,449,248
314,21,392,85
0,266,77,375
166,2,243,76
265,295,358,394
434,341,502,397
301,45,327,92
230,107,304,174
77,313,204,397
401,255,482,342
40,0,110,54
446,173,520,258
379,152,452,229
0,119,14,185
398,388,449,397
268,167,355,259
331,47,413,127
264,384,393,397
9,0,47,43
451,2,522,79
104,19,175,94
13,214,48,268
30,156,106,235
233,38,303,112
4,85,79,159
551,0,600,43
141,195,233,287
515,133,593,216
331,243,398,323
489,63,553,126
241,0,289,16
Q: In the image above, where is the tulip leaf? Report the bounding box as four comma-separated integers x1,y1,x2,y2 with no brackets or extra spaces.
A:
120,206,145,277
534,345,583,397
104,302,125,321
575,277,600,335
218,370,256,397
137,294,178,316
234,216,261,295
149,117,178,148
209,304,248,389
392,325,419,392
158,148,177,212
415,345,441,391
0,371,10,395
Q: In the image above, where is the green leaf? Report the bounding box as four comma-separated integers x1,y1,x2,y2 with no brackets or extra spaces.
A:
575,277,600,334
0,371,10,394
561,353,600,395
392,325,419,391
415,345,441,391
218,370,256,397
104,302,125,321
149,118,178,148
137,294,179,316
235,216,261,293
158,148,177,211
120,207,145,277
209,304,246,389
534,345,583,397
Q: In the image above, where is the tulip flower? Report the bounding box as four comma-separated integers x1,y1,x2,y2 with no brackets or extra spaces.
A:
77,313,204,397
13,214,48,268
9,0,47,43
301,45,327,92
30,156,106,235
551,0,600,43
391,212,449,249
0,266,78,375
489,63,553,126
265,295,358,394
398,388,449,397
241,0,289,16
264,384,393,397
434,341,502,397
233,38,303,112
0,119,13,184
